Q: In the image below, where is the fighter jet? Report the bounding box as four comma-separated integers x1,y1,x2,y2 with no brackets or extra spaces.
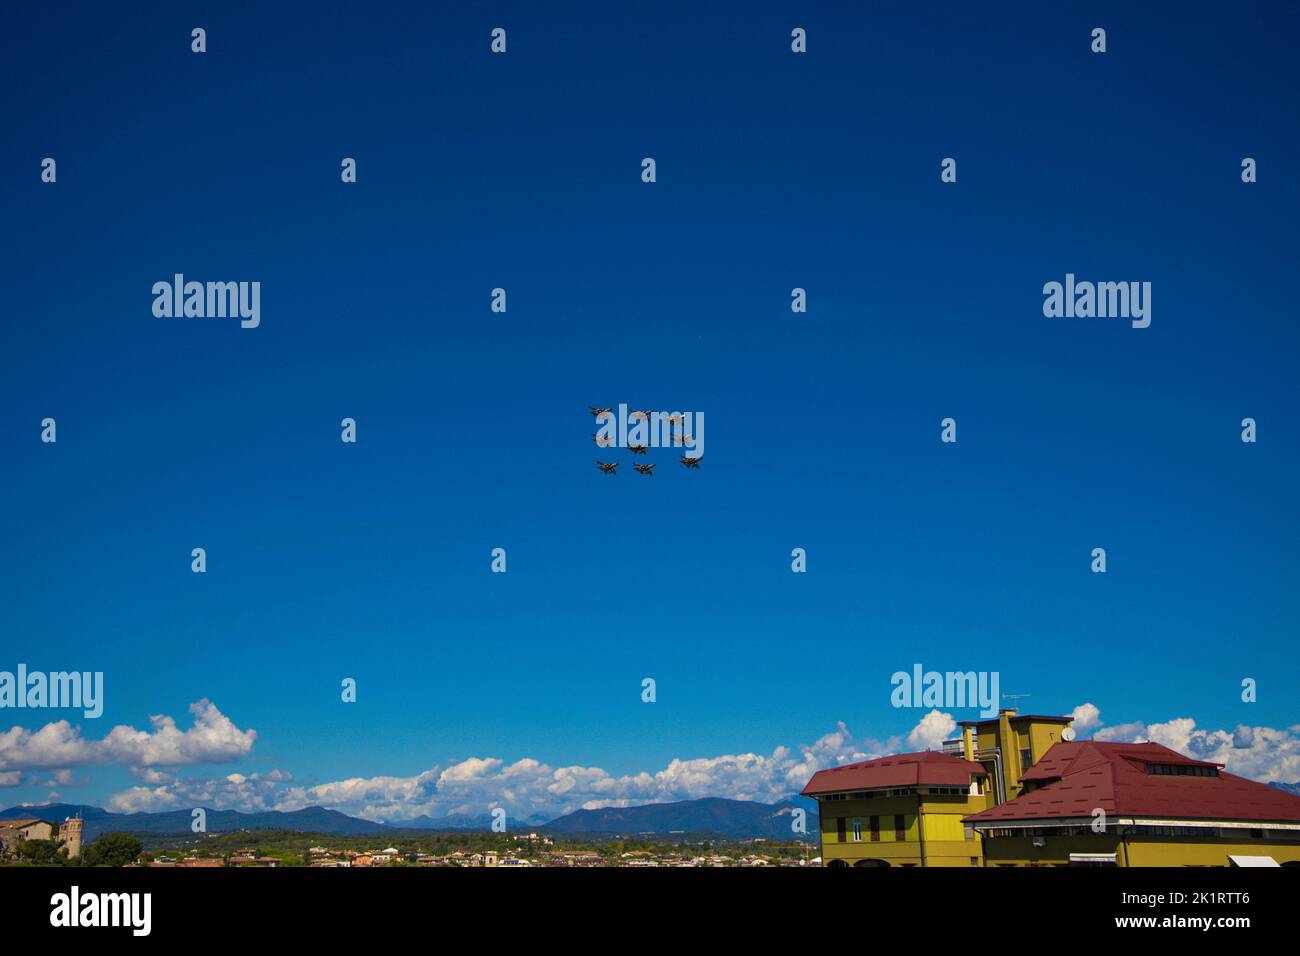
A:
633,462,655,475
680,455,702,470
588,406,612,419
631,409,653,420
628,444,648,455
592,433,612,447
596,461,619,475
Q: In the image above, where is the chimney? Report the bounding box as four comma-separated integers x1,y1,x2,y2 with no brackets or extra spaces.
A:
999,710,1019,794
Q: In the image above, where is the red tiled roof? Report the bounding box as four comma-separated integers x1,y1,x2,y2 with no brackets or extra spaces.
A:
966,741,1300,824
1018,741,1216,783
802,751,984,796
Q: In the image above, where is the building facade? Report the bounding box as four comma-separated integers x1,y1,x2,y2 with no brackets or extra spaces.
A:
805,709,1300,867
965,739,1300,867
802,751,991,866
802,709,1077,866
951,711,1075,803
0,819,54,856
58,816,83,859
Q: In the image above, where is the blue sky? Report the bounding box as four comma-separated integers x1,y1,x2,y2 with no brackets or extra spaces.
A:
2,1,1298,820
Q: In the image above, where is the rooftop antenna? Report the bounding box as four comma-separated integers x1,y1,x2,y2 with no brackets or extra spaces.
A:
1001,693,1031,711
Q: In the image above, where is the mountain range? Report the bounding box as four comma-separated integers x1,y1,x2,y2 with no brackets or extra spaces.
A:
1,796,817,842
539,796,817,840
12,785,1300,842
0,803,389,841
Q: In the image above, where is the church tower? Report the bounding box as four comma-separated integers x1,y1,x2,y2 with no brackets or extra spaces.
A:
59,815,83,859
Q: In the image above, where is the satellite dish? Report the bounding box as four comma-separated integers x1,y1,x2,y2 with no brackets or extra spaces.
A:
1062,727,1076,742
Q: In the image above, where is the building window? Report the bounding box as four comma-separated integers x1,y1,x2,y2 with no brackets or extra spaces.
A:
852,817,862,842
964,824,976,841
869,815,880,842
894,815,906,842
1134,825,1213,838
1148,763,1218,777
1020,748,1033,774
837,817,846,843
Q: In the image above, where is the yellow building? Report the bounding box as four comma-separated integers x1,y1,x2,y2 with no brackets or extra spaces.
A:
966,738,1300,867
802,709,1079,867
806,708,1300,867
954,711,1075,802
802,751,991,867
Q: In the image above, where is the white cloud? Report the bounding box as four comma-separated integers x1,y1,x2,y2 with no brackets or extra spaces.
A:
109,768,292,814
40,769,81,788
1069,702,1101,735
83,707,1300,824
907,710,956,750
1092,720,1147,742
0,700,255,771
105,714,947,824
131,768,174,785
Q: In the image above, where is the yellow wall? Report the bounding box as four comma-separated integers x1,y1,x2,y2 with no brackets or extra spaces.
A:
1128,837,1300,867
969,715,1071,799
819,791,987,867
981,833,1300,867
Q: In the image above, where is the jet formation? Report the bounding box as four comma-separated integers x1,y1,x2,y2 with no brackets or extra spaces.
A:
590,406,701,475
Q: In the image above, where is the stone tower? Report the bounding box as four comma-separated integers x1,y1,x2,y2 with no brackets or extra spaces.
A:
59,816,83,859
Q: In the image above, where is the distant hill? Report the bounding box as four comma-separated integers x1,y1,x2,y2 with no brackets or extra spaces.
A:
3,796,820,842
1269,782,1300,797
391,810,550,832
0,803,390,840
538,796,817,840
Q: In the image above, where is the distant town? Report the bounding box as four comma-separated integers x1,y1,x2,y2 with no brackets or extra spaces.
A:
1,821,814,868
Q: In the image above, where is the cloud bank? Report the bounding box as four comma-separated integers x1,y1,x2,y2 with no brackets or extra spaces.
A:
0,700,255,773
96,710,956,820
5,700,1299,823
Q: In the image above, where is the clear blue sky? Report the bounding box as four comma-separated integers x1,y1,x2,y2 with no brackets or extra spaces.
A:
2,1,1298,817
